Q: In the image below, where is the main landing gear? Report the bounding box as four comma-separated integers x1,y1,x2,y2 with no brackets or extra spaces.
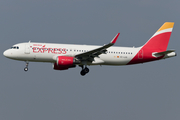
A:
24,61,29,72
80,65,89,76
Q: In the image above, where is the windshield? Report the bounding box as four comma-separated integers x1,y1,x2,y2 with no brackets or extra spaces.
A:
11,46,19,49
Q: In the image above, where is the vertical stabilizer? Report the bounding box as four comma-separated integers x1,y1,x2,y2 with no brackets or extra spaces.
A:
128,22,175,65
142,22,174,51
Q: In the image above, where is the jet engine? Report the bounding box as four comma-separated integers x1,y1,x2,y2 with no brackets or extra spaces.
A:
53,56,79,70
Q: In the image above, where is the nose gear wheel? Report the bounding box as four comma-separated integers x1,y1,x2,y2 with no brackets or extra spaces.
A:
24,61,29,72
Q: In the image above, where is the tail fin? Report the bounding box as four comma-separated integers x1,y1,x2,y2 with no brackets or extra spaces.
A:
127,22,175,65
142,22,174,51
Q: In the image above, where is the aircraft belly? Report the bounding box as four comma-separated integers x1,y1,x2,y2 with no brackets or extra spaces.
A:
99,55,134,65
16,53,54,62
32,53,54,62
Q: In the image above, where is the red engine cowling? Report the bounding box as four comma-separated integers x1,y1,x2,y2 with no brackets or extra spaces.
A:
53,56,77,70
57,56,74,66
53,62,69,70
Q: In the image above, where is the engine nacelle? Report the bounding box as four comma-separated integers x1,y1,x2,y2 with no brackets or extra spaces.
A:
53,62,69,70
57,56,74,66
57,56,80,66
53,56,79,70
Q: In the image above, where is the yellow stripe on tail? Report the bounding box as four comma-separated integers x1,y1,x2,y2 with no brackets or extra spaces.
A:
157,22,174,32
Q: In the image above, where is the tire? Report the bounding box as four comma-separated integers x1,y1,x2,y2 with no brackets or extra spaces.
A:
24,67,28,71
84,67,89,73
80,70,86,76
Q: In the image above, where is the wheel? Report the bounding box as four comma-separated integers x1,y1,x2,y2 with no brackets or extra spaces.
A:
80,70,86,76
84,67,89,73
24,67,28,71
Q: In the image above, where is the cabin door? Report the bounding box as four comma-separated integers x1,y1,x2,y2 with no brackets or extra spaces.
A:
138,49,143,59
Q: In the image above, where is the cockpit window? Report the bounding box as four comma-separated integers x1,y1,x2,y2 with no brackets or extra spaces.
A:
11,46,19,49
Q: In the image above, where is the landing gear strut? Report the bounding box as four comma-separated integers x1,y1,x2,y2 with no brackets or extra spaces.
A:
24,61,29,72
80,65,89,76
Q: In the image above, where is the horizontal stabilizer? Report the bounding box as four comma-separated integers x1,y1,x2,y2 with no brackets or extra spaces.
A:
153,50,176,58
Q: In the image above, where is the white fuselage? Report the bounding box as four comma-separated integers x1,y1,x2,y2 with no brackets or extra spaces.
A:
3,42,141,66
3,23,176,75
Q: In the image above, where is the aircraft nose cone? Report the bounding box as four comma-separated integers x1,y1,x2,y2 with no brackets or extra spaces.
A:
3,50,11,58
3,50,8,57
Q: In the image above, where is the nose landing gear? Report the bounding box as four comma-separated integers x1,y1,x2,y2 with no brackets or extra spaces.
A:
24,61,29,71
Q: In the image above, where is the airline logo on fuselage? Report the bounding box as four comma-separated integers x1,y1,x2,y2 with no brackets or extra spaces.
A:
31,44,67,54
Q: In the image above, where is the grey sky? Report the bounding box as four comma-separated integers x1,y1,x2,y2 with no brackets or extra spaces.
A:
1,0,180,120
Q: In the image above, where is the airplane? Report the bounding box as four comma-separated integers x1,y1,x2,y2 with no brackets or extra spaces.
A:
3,22,176,76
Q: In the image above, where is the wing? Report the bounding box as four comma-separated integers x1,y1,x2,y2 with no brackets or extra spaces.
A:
75,33,120,61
